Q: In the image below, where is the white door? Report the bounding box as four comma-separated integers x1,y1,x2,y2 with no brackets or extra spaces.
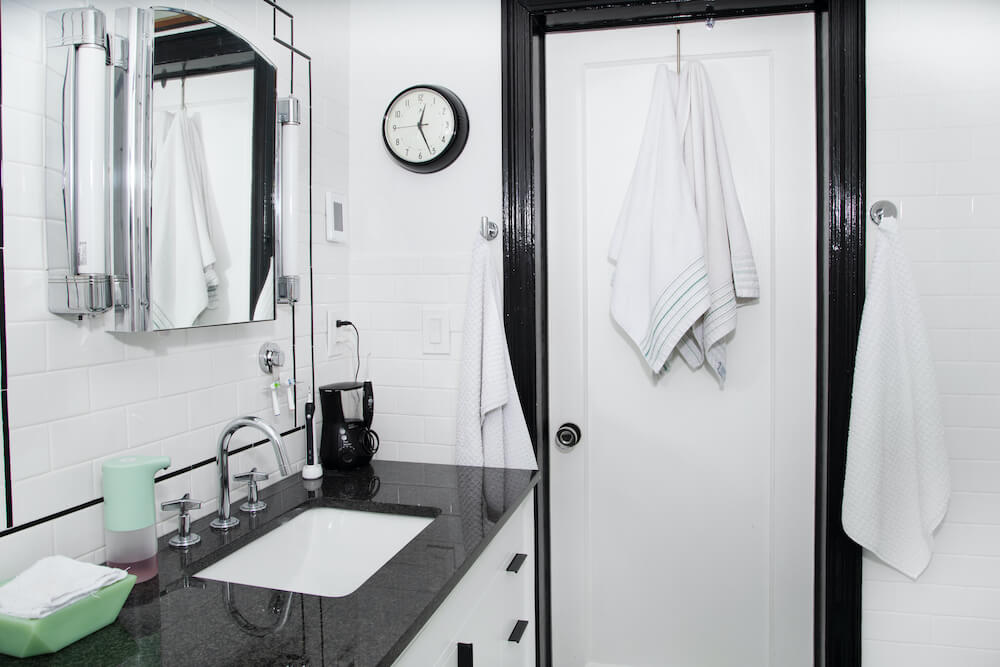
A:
545,14,817,667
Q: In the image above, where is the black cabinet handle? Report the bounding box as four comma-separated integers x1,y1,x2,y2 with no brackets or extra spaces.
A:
458,642,473,666
508,620,529,643
507,553,527,573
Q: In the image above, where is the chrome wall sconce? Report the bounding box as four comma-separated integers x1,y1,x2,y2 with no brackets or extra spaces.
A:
45,8,115,316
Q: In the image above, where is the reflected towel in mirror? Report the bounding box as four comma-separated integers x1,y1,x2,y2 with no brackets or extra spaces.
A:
151,110,221,328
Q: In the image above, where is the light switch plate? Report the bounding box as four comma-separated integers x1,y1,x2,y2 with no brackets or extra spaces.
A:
422,308,451,354
325,192,347,243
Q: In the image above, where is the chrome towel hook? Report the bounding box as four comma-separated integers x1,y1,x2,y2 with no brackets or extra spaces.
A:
481,216,499,241
869,200,898,226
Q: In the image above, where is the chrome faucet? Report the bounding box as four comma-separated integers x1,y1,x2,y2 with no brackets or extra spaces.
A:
210,416,291,531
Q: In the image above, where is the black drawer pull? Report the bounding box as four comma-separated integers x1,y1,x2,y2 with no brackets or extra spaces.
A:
508,620,529,643
507,553,527,573
458,642,473,666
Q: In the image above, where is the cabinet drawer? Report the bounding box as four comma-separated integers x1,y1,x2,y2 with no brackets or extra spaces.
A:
395,491,535,667
437,510,535,666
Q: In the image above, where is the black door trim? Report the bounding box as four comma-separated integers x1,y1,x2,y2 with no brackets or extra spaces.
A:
501,2,865,665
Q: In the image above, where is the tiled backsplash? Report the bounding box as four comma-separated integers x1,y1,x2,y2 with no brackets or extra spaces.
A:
863,1,1000,664
0,0,350,581
347,253,473,465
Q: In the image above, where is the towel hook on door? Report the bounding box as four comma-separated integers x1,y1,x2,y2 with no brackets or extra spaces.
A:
675,29,680,72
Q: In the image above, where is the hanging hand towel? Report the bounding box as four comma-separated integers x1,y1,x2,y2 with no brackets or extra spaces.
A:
675,61,759,386
456,238,538,470
842,216,950,579
609,65,711,373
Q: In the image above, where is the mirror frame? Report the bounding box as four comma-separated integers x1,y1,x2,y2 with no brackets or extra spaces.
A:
113,7,278,331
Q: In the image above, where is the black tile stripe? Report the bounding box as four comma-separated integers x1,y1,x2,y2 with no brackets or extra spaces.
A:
0,425,304,540
0,36,11,529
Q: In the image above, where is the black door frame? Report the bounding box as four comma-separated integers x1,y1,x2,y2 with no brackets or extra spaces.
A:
500,1,865,665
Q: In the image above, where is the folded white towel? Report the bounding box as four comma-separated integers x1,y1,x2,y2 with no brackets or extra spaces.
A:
675,61,759,386
610,65,711,373
842,216,951,579
456,238,538,470
0,555,127,619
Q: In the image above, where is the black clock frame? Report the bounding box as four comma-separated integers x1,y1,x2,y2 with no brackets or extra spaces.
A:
382,84,470,174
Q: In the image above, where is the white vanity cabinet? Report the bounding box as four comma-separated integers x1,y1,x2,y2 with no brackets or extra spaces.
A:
394,491,535,666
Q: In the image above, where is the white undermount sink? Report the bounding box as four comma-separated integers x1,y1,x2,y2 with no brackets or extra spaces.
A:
195,507,434,597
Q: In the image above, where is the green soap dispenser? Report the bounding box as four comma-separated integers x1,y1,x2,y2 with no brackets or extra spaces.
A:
102,455,170,583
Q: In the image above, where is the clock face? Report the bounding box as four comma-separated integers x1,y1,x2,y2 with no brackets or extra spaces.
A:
382,85,469,173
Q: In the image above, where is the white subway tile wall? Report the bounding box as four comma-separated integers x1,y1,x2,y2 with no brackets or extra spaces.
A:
0,0,350,580
865,0,1000,664
347,254,468,465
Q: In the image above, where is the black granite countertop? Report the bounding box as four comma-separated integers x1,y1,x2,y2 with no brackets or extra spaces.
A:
2,461,538,667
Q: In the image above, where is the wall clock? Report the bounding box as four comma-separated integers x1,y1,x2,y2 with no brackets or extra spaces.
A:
382,84,469,173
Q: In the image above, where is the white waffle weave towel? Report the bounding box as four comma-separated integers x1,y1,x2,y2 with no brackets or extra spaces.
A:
842,216,951,579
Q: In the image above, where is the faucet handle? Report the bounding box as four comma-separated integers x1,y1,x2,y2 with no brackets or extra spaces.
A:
237,467,269,514
161,492,202,513
161,493,202,549
234,468,269,483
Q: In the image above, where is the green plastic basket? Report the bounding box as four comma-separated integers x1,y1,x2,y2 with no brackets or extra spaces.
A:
0,574,137,659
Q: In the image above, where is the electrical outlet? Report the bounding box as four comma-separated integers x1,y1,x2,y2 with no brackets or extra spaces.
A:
327,311,348,358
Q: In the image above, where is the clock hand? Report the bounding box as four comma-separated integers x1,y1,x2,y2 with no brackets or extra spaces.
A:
416,106,433,153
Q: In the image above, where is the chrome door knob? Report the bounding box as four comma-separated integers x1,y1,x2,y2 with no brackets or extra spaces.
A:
556,423,582,448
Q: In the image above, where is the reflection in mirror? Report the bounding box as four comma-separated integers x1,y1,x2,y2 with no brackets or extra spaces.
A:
149,10,276,329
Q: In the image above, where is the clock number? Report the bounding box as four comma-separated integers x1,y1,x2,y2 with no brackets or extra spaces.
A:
430,147,437,155
418,152,423,160
395,138,400,146
395,110,401,118
405,148,410,155
440,135,447,144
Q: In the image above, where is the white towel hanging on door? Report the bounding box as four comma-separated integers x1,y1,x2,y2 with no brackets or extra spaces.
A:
609,65,711,373
675,61,759,386
842,215,950,579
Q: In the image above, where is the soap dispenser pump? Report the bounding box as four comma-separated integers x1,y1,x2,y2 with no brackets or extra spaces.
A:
102,455,170,582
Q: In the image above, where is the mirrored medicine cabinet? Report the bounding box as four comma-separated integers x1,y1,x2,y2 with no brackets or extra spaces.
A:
45,6,299,332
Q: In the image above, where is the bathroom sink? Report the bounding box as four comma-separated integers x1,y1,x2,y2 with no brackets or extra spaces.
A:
195,507,434,597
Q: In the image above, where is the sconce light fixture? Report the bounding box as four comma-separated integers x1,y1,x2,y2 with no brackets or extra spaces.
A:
45,7,113,315
276,96,301,304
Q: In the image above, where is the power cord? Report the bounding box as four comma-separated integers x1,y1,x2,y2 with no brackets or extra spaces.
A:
336,320,360,381
334,319,379,459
